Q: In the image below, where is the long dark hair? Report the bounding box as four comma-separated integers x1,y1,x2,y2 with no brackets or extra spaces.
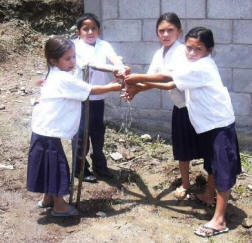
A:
44,37,74,78
185,27,214,50
156,12,181,35
76,13,101,31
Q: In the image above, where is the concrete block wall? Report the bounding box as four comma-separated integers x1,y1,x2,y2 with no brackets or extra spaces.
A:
84,0,252,142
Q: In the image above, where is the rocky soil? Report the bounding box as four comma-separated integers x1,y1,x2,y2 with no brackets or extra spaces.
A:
0,2,252,242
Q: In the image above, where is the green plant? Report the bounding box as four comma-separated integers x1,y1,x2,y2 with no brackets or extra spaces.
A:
240,153,252,174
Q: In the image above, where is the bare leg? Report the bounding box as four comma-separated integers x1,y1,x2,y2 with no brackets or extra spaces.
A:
179,161,190,189
41,193,53,205
174,161,190,199
53,196,72,213
196,174,216,205
196,190,230,235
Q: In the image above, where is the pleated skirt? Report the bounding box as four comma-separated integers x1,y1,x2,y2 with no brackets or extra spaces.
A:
200,123,241,191
172,106,201,161
27,132,70,196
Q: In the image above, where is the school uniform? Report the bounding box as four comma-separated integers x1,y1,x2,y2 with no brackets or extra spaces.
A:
27,67,92,196
73,38,119,174
173,55,241,191
148,41,201,161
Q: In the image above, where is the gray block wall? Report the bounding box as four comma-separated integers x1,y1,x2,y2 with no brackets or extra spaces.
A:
84,0,252,145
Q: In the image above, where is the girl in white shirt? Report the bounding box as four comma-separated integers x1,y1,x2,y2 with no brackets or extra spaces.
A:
72,13,125,181
124,27,241,238
27,37,121,217
126,13,202,200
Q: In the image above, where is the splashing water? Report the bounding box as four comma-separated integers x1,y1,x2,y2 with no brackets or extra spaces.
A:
119,100,132,133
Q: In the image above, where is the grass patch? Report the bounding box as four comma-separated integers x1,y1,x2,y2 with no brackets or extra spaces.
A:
240,153,252,174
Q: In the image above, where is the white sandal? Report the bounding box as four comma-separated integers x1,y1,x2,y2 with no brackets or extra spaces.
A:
173,186,189,199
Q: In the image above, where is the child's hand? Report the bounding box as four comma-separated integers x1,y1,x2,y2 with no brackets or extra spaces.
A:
114,65,131,79
124,73,141,85
121,84,139,101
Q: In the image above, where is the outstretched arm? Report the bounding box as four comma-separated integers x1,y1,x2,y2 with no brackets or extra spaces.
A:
91,82,122,94
124,72,173,85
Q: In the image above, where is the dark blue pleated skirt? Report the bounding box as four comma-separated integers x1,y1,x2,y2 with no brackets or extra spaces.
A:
27,132,70,196
200,123,241,191
172,106,201,161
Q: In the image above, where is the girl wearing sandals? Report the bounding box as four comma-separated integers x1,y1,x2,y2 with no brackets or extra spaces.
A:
125,12,202,199
123,27,241,237
27,37,122,217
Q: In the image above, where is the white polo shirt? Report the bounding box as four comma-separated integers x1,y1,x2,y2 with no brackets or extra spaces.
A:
74,38,118,100
173,55,235,134
32,67,92,139
148,41,186,108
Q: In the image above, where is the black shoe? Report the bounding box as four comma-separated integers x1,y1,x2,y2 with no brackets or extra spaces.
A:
83,174,97,183
93,168,113,178
75,171,97,183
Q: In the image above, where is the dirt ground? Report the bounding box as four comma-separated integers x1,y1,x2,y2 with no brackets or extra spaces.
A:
0,20,252,243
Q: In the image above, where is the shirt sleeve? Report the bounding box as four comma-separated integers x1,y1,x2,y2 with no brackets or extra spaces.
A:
59,74,92,101
172,61,211,91
104,42,119,64
41,72,92,101
147,51,160,74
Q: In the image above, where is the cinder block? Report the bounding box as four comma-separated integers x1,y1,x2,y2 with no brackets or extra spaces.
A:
111,42,161,65
234,20,252,44
214,44,252,69
143,20,158,42
103,20,141,41
161,91,174,111
186,20,232,44
233,69,252,93
208,0,252,19
161,0,206,18
236,115,252,127
129,89,161,109
230,92,251,116
102,0,118,20
119,0,160,19
219,68,232,90
131,108,169,121
84,0,101,20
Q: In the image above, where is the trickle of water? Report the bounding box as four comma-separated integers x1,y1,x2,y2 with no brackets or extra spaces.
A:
119,100,132,133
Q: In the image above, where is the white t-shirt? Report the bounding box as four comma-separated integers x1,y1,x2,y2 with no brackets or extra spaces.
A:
173,55,235,134
32,67,92,139
74,38,118,100
148,41,186,108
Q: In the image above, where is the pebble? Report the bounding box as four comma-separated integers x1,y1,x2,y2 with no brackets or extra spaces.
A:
0,164,14,170
140,134,152,142
242,216,252,228
96,211,106,217
248,184,252,191
110,152,123,161
0,105,5,110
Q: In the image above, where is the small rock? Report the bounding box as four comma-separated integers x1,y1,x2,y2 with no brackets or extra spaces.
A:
20,86,26,91
0,164,14,170
110,152,123,161
141,134,152,142
242,216,252,228
96,211,106,217
0,105,5,110
36,71,43,75
248,184,252,191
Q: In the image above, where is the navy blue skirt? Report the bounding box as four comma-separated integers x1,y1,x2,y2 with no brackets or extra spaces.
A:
200,123,241,191
172,106,201,161
27,132,70,196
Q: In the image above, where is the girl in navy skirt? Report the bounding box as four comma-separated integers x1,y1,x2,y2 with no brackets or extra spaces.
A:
124,27,241,237
27,37,122,217
123,12,202,199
